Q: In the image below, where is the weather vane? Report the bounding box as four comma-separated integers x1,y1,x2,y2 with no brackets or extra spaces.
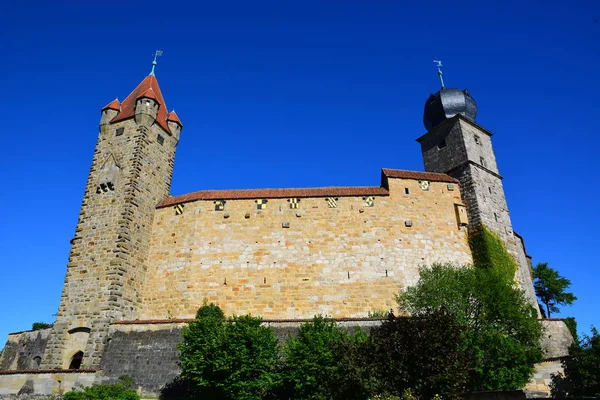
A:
150,50,163,76
433,59,445,89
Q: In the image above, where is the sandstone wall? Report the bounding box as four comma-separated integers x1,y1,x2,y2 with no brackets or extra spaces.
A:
0,329,50,371
0,371,97,396
140,177,472,319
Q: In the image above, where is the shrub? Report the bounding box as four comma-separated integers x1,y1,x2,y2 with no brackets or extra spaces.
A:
177,303,281,400
63,380,138,400
281,316,369,400
31,322,51,330
368,309,469,400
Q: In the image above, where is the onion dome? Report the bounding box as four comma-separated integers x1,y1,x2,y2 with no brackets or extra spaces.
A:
423,88,477,131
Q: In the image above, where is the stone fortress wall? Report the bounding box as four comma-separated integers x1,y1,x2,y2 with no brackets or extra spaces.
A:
139,170,472,320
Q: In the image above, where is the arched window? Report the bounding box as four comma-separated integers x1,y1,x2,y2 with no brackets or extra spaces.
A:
68,351,84,370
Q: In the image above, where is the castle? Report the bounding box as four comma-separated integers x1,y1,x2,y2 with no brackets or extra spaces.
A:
0,62,573,397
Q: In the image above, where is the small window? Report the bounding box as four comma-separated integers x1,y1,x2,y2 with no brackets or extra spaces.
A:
157,134,164,145
488,187,492,194
494,213,499,222
480,157,486,168
115,127,124,136
405,188,410,195
437,138,447,149
474,135,481,145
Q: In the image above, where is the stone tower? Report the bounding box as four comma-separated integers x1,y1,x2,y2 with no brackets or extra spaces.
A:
416,87,539,314
41,72,183,369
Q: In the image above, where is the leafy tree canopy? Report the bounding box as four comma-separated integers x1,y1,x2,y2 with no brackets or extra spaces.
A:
281,315,368,400
177,303,281,400
398,263,542,392
533,262,577,318
368,308,469,400
552,327,600,397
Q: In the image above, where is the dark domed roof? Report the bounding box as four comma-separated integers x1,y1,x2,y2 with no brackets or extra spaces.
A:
423,88,477,131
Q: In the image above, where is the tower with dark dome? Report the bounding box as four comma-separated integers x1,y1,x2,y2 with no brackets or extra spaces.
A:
416,69,540,314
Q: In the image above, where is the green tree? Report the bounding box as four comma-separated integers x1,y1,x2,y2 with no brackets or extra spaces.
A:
399,263,542,392
533,262,577,318
368,308,470,400
552,327,600,397
177,303,281,400
31,322,51,330
281,316,368,400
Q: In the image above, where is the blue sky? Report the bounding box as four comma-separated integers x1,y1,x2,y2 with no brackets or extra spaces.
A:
1,0,598,344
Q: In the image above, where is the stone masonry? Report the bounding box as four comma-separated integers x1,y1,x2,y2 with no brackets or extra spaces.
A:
40,76,181,369
417,115,540,313
140,173,472,319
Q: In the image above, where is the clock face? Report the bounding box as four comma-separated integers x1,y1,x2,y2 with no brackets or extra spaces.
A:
419,180,430,191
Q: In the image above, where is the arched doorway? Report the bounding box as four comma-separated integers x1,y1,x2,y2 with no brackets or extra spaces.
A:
68,351,84,369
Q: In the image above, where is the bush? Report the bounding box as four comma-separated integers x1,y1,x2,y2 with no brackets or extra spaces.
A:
63,379,138,400
177,303,281,400
31,322,51,330
281,316,369,400
368,309,469,400
552,327,600,397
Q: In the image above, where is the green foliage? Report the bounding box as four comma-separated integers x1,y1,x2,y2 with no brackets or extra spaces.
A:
399,263,542,392
63,380,139,400
368,309,469,400
468,226,517,281
31,322,51,330
367,309,390,318
177,303,280,400
552,327,600,397
533,262,577,318
281,316,368,400
564,317,579,343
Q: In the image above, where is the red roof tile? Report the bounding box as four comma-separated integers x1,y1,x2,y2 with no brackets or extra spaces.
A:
110,75,170,134
156,169,459,208
158,186,390,208
167,110,183,126
101,99,121,111
138,87,159,102
382,168,458,183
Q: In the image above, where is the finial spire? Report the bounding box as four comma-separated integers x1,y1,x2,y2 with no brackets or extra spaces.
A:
150,50,163,76
433,59,445,89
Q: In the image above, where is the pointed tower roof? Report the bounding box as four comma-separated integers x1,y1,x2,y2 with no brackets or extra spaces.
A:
138,87,159,102
102,99,121,111
111,75,170,133
167,110,183,126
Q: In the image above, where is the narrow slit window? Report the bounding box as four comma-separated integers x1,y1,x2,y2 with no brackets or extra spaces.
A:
157,134,164,145
474,134,481,145
405,188,410,195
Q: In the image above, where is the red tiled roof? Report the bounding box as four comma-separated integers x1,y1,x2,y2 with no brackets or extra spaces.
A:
382,168,458,183
138,87,159,102
158,186,390,208
110,75,170,134
167,110,183,126
157,168,459,208
101,99,121,111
